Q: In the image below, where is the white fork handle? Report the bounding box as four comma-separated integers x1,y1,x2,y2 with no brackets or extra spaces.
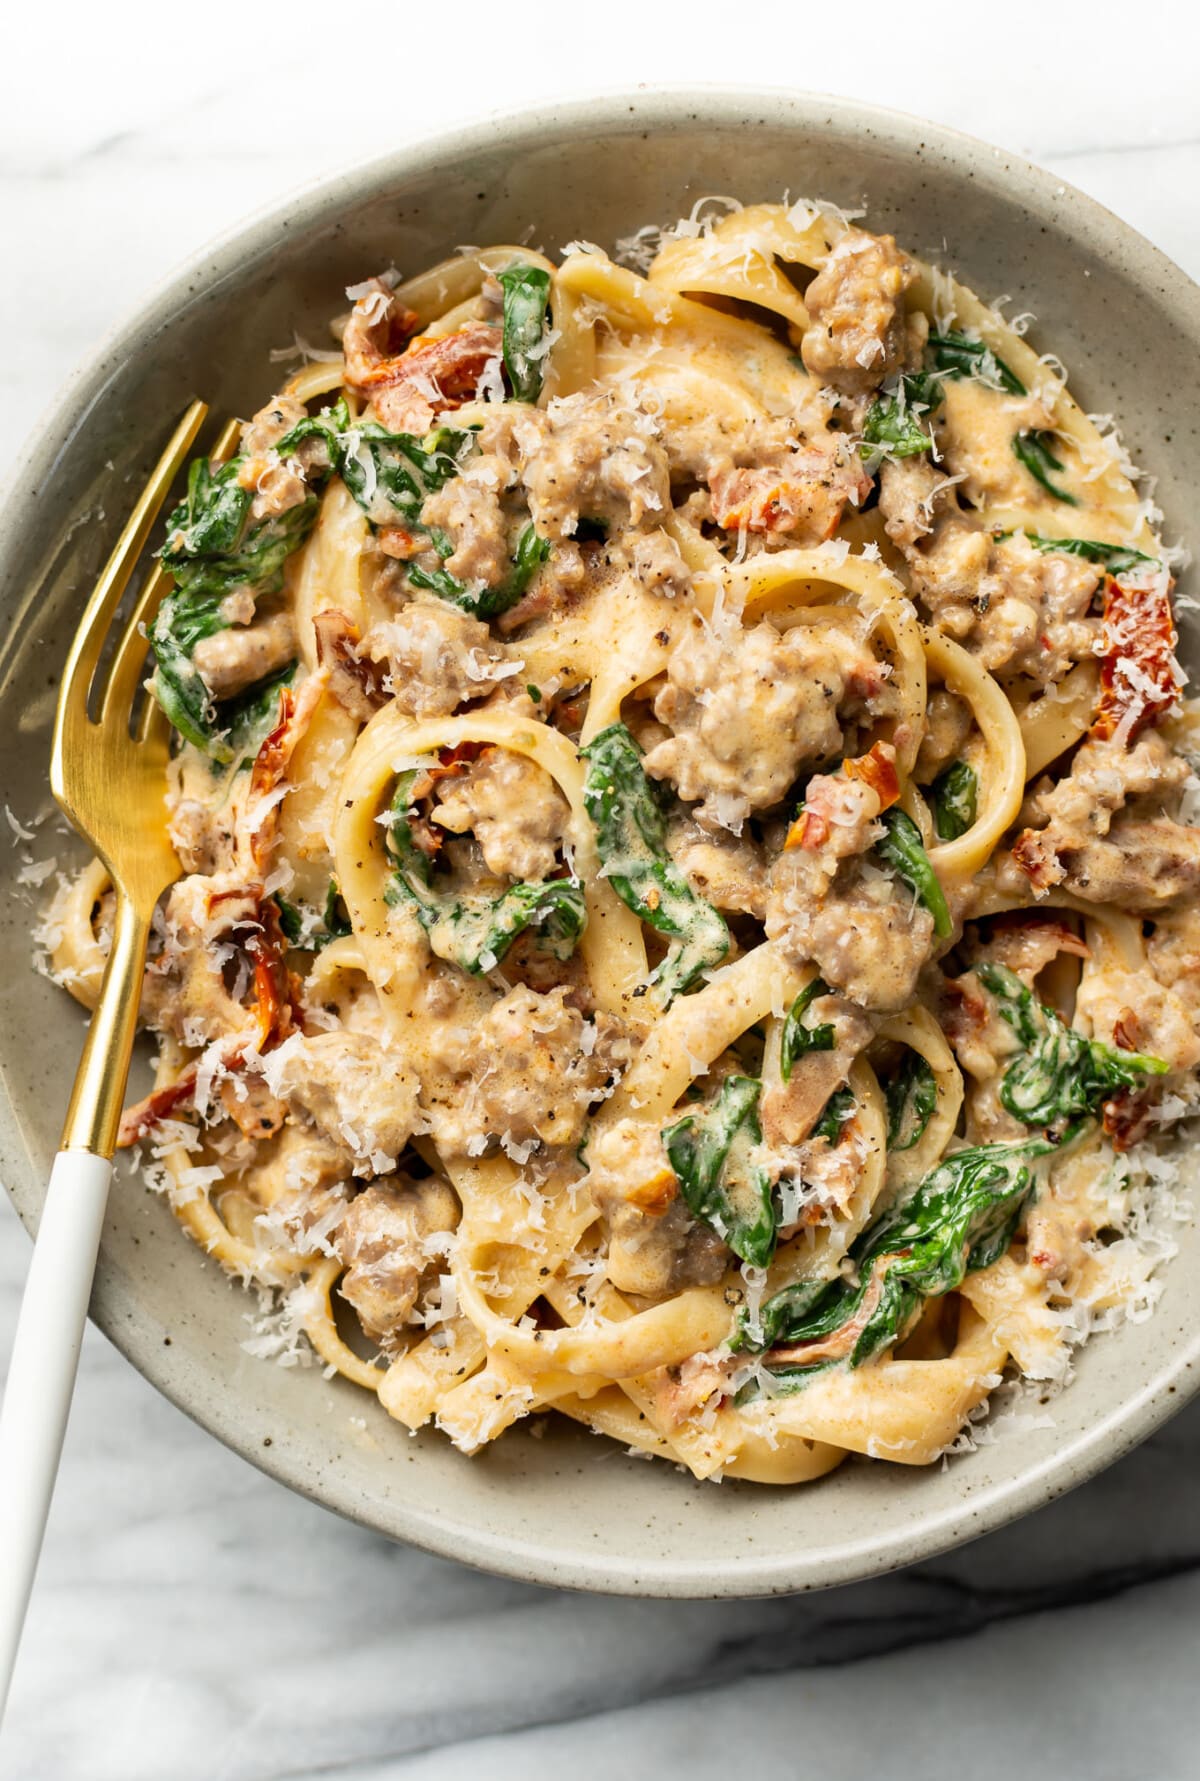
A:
0,1150,112,1716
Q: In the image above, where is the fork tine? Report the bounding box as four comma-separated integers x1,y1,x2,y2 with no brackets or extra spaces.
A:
54,401,208,733
134,686,169,747
97,563,169,730
206,417,244,464
102,415,244,736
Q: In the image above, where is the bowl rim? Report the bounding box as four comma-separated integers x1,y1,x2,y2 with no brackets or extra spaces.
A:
4,82,1200,1598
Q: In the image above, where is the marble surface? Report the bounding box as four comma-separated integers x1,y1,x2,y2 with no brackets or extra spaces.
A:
3,4,1200,1775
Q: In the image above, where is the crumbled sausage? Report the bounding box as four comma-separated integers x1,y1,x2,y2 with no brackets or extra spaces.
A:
915,688,975,780
336,1175,460,1348
879,459,1101,684
800,229,913,395
420,452,515,588
585,1118,728,1296
765,757,935,1011
432,747,569,880
708,442,870,543
1147,908,1200,1021
1009,732,1200,912
236,395,330,522
627,527,691,595
360,603,512,717
269,1031,420,1174
643,614,883,828
240,394,308,458
494,391,671,539
193,609,296,700
666,814,768,918
426,986,634,1154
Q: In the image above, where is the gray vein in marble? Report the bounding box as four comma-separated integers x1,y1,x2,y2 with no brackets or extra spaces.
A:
385,1568,1200,1781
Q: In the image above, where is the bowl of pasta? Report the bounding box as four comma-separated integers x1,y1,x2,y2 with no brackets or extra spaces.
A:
2,88,1199,1596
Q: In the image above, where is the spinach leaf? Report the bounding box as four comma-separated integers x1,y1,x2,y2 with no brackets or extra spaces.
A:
405,561,475,604
780,977,835,1081
928,330,1026,396
149,586,236,755
732,937,1170,1385
409,522,550,620
339,419,475,530
152,452,319,756
975,961,1168,1129
275,398,476,536
276,897,306,945
733,1275,831,1357
580,723,730,1002
929,760,977,842
735,1134,1055,1372
664,1075,775,1267
420,878,586,973
812,1086,855,1144
385,769,435,888
151,401,477,753
220,661,298,766
280,402,545,620
277,879,353,953
498,263,553,403
150,428,328,756
884,1051,937,1151
862,372,944,459
875,809,952,939
503,521,553,606
1020,533,1156,576
160,456,319,605
324,878,353,939
383,770,585,974
1012,431,1078,506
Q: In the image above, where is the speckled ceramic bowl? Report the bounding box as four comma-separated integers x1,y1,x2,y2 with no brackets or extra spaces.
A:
2,89,1198,1597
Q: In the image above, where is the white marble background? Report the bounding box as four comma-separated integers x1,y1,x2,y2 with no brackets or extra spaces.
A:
3,4,1200,1775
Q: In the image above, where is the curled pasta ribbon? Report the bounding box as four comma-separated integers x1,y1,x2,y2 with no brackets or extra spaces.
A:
735,1305,1008,1471
874,1005,964,1193
142,1054,312,1285
299,1257,387,1391
723,544,928,776
971,885,1147,974
450,944,797,1395
1015,661,1100,783
919,629,1026,887
334,700,648,1018
46,855,112,1010
647,201,832,328
289,479,372,671
560,249,823,426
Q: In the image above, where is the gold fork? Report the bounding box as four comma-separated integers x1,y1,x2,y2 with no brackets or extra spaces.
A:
0,402,240,1714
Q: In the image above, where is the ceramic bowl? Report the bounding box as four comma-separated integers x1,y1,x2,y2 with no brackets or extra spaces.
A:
2,89,1198,1597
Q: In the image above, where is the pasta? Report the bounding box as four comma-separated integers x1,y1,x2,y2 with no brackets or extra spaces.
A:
43,198,1200,1485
